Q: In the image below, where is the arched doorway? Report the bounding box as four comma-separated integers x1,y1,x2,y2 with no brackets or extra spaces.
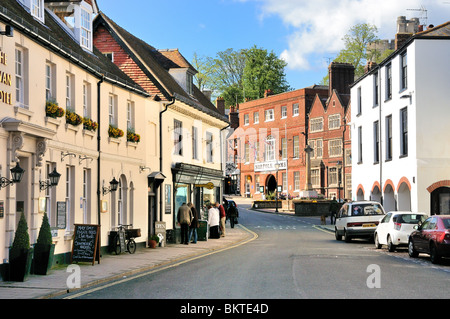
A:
266,174,277,196
383,184,395,212
397,182,411,211
431,187,450,215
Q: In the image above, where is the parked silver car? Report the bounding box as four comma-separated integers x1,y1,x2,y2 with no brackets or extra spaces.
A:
335,201,386,242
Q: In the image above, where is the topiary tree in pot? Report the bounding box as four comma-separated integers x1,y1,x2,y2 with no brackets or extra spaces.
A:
9,212,33,282
33,213,55,275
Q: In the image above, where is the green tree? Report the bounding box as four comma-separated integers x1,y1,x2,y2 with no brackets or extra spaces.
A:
192,46,291,106
243,45,291,100
322,23,386,84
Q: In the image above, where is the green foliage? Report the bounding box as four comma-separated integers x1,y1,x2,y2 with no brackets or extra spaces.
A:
10,212,30,259
242,45,291,101
192,46,291,107
150,234,160,243
322,23,382,83
36,213,52,246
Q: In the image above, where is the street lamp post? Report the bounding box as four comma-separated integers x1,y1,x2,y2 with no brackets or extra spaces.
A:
275,162,280,213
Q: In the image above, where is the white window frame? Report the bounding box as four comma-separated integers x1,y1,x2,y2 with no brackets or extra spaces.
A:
253,112,259,124
31,0,44,22
281,105,287,119
66,73,74,110
83,82,91,118
310,117,323,133
126,100,135,130
244,114,249,126
294,171,300,190
265,109,274,122
80,8,92,50
109,94,117,126
265,137,276,161
293,136,299,159
293,103,299,117
328,114,341,130
311,169,320,188
15,48,25,108
329,139,343,157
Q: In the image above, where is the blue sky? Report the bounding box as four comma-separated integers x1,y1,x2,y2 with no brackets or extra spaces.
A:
96,0,450,91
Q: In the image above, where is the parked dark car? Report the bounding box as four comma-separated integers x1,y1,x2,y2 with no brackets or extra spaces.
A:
408,215,450,264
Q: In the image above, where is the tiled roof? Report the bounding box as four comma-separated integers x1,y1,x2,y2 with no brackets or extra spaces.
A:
416,21,450,37
0,0,145,94
95,12,227,123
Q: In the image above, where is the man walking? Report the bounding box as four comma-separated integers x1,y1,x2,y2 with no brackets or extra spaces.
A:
177,203,193,245
216,202,226,237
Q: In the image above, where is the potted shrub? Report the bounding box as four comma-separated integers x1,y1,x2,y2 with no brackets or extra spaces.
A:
8,212,33,282
33,213,55,275
148,235,159,248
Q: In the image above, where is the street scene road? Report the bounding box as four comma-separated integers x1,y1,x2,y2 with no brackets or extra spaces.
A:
63,198,450,300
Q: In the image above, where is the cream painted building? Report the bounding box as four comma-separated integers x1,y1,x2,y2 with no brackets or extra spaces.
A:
0,0,158,270
93,13,229,242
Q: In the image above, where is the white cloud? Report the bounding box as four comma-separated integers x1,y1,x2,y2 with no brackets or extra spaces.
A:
244,0,449,71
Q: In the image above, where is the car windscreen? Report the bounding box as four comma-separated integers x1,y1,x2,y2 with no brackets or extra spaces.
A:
443,218,450,229
395,214,427,224
350,204,384,216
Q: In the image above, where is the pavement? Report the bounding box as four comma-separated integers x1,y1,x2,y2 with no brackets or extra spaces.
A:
0,196,334,299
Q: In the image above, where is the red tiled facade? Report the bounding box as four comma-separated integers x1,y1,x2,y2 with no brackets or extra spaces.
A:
93,25,167,100
227,63,353,200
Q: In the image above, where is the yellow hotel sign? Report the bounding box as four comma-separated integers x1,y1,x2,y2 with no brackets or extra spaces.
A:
195,182,215,190
0,51,12,105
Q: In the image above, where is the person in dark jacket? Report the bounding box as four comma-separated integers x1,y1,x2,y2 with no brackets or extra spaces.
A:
187,202,199,244
227,203,238,228
177,203,192,245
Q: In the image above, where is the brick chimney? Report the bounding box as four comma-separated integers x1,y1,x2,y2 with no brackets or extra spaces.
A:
229,103,239,129
328,62,355,96
364,61,378,74
216,96,225,115
264,89,273,98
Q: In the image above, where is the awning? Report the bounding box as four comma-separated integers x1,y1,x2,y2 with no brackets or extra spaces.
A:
172,163,223,187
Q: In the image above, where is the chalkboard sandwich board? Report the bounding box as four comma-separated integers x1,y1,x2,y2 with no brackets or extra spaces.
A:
71,224,100,265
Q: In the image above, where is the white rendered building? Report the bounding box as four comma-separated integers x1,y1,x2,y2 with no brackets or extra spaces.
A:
351,21,450,216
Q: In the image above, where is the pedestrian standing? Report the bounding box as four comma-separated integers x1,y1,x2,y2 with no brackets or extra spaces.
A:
208,204,220,239
187,202,199,244
227,203,238,228
216,202,226,237
177,203,193,245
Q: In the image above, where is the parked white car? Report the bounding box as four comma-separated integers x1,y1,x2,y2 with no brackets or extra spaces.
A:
374,212,427,252
335,201,386,242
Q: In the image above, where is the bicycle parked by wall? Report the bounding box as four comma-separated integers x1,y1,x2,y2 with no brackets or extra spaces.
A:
112,224,140,254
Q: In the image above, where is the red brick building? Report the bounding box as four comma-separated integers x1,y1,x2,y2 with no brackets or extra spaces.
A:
227,63,353,201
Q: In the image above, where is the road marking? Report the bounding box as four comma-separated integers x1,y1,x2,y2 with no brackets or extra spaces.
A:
63,224,258,299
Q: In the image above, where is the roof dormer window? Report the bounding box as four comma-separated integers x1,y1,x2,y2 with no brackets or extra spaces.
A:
80,7,92,50
18,0,45,23
31,0,44,22
44,0,96,52
186,72,194,96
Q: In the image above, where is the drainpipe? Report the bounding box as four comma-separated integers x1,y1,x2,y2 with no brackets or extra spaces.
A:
97,75,104,244
220,123,231,199
159,97,175,222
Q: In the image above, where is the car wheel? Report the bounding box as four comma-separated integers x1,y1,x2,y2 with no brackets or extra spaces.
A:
430,243,441,264
387,236,396,252
408,239,418,258
344,230,352,243
335,228,342,241
374,233,382,249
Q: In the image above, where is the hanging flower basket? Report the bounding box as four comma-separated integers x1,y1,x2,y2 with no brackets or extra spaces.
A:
108,125,124,138
65,110,83,126
127,130,140,143
83,117,98,132
45,101,64,118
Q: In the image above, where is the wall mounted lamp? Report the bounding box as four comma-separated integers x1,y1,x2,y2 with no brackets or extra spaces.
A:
0,25,13,37
102,177,119,195
139,166,151,173
0,163,25,189
39,168,61,191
